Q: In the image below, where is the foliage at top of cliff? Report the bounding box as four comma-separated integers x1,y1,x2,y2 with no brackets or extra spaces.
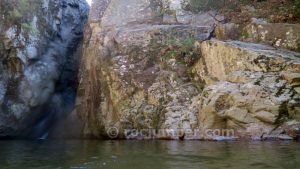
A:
186,0,300,24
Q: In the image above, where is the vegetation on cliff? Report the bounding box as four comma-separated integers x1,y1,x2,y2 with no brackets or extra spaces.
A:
186,0,300,23
0,0,41,36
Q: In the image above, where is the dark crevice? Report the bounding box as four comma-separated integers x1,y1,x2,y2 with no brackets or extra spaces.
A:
0,0,89,139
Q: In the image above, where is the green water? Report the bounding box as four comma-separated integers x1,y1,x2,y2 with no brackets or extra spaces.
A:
0,140,299,169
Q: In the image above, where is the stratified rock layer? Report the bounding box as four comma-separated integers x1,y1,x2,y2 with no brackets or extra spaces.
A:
75,0,215,139
216,18,300,52
76,0,300,140
194,40,300,140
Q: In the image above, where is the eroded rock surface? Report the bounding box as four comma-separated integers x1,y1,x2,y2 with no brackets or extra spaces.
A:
216,18,300,52
193,40,300,140
0,0,89,138
75,0,218,139
76,0,300,140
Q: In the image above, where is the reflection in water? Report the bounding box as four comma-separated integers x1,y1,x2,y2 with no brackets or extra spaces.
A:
0,140,299,169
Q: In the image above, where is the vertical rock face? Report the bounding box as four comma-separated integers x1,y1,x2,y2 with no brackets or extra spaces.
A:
193,40,300,140
75,0,217,139
0,0,89,138
76,0,300,140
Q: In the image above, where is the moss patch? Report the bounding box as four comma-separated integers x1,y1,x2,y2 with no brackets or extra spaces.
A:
149,31,199,65
2,0,42,37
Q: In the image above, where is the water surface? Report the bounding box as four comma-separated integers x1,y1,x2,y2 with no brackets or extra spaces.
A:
0,140,299,169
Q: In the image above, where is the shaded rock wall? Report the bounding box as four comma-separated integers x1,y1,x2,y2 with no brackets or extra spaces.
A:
0,0,89,138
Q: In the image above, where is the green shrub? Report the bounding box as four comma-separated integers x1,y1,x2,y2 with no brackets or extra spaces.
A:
187,0,225,12
9,0,31,19
293,0,300,18
21,23,39,35
149,33,198,65
5,0,42,36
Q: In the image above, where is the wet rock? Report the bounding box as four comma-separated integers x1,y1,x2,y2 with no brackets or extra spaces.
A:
0,0,89,138
283,121,300,139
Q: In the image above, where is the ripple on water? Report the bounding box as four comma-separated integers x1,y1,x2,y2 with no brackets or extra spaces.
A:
0,140,299,169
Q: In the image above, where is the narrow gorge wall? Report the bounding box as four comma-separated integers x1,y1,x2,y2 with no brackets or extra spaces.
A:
0,0,89,138
1,0,299,140
75,0,300,140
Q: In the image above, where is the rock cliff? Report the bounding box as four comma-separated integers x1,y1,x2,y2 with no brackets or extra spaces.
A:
195,40,300,140
74,0,300,140
1,0,299,140
0,0,89,138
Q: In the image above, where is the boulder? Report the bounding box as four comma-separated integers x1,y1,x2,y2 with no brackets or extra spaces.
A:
245,20,300,52
215,18,300,52
193,40,300,140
